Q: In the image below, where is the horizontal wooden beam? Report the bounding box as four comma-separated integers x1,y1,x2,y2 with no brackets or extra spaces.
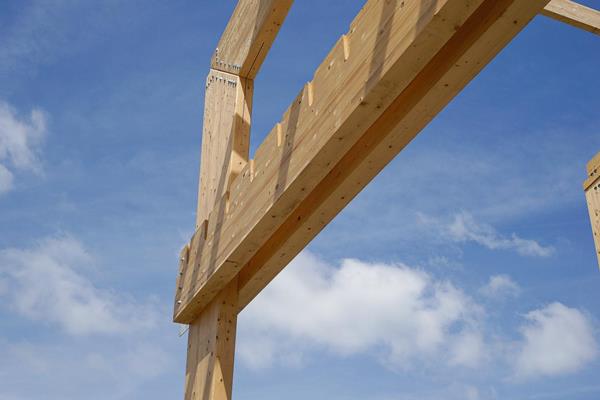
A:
174,0,550,324
542,0,600,35
211,0,294,78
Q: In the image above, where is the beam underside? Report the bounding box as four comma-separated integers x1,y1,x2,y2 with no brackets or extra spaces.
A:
175,0,552,324
542,0,600,35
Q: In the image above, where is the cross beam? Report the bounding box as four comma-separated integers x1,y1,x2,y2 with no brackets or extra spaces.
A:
542,0,600,35
175,0,551,325
584,152,600,268
211,0,294,78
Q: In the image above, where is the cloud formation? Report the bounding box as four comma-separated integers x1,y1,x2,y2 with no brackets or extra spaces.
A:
480,275,521,300
238,251,484,370
514,302,598,378
0,234,158,335
0,100,46,193
418,211,554,257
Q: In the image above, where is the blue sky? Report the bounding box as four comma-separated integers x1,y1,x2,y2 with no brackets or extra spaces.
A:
0,1,599,399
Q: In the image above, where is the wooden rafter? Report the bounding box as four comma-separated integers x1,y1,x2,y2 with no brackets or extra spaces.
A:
542,0,600,35
211,0,294,78
174,0,552,325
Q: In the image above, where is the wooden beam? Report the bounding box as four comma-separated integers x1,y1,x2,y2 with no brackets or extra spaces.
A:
174,0,551,324
586,151,600,176
584,152,600,269
542,0,600,35
184,277,238,400
211,0,294,78
195,70,253,227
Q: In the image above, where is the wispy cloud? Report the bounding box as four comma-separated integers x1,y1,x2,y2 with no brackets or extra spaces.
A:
514,302,598,379
480,275,521,300
0,234,158,335
418,211,554,257
0,100,46,193
238,251,485,370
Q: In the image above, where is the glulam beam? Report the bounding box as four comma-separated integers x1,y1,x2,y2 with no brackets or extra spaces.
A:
174,0,552,324
542,0,600,35
211,0,294,78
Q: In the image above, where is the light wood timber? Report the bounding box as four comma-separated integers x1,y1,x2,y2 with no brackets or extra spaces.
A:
196,70,253,228
184,277,238,400
174,0,552,324
211,0,294,78
542,0,600,35
586,151,600,176
584,152,600,269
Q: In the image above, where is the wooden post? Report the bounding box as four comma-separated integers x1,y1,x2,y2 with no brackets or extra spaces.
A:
180,2,293,399
184,278,239,400
584,152,600,268
182,69,251,400
196,70,253,228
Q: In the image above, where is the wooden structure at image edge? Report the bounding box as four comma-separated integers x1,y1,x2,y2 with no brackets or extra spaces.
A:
174,0,600,399
584,152,600,269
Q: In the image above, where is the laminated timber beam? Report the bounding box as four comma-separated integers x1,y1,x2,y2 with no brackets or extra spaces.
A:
584,151,600,268
211,0,294,78
174,0,552,324
542,0,600,36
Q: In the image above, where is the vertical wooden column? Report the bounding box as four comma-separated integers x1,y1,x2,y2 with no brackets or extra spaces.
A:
196,70,253,228
584,152,600,269
184,277,239,400
185,69,253,400
179,2,292,399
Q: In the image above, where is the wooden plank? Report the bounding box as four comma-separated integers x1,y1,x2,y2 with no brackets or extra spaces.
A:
211,0,294,78
542,0,600,35
174,0,551,324
196,69,253,228
184,277,238,400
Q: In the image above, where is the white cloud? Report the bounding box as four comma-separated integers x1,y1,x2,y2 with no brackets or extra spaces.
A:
238,251,484,370
514,302,598,378
418,212,554,257
0,335,178,400
449,330,485,368
0,164,15,193
480,275,520,300
0,234,158,335
0,100,46,193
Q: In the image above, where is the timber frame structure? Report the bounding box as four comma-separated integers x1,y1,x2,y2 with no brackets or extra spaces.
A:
174,1,600,399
